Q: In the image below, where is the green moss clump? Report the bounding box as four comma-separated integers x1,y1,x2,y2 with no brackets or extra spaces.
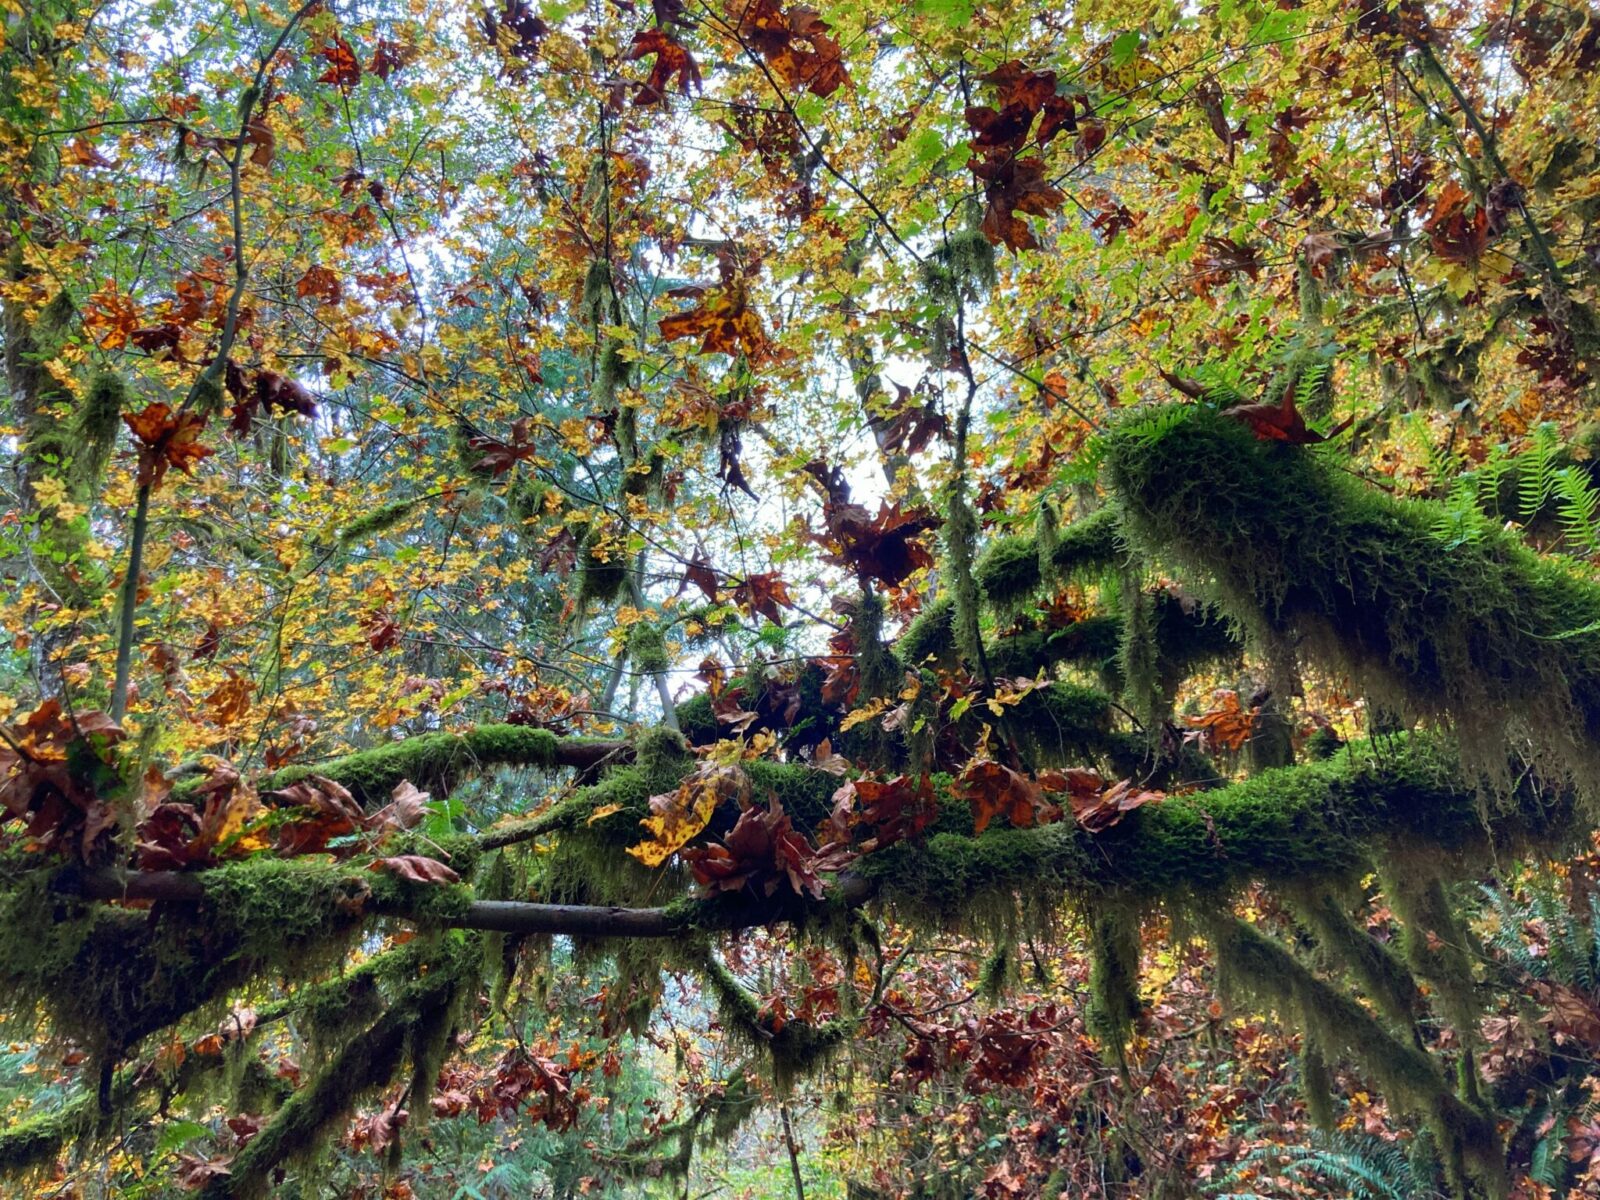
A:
895,596,957,669
217,724,562,809
1049,506,1122,578
0,860,377,1065
338,498,419,546
970,508,1123,619
996,682,1113,766
1299,1034,1337,1132
627,621,671,674
974,534,1043,616
674,691,719,743
578,530,628,606
75,371,125,477
1105,405,1600,795
190,373,226,420
985,615,1124,680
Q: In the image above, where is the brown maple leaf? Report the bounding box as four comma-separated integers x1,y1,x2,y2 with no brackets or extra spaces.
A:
956,759,1060,835
627,29,702,105
317,37,363,91
818,498,939,586
732,571,793,624
1220,386,1352,444
971,155,1065,252
295,264,342,305
734,0,849,98
368,38,413,81
123,403,213,489
369,854,460,884
1424,179,1490,266
1071,776,1163,833
658,277,776,363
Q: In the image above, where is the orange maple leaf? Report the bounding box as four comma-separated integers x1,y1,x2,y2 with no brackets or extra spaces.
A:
122,403,214,489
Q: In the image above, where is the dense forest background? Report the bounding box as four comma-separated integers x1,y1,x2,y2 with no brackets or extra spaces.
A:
1,0,1599,1195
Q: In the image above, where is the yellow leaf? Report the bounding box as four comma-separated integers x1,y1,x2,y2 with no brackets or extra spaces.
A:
587,802,624,825
625,765,747,867
840,698,889,732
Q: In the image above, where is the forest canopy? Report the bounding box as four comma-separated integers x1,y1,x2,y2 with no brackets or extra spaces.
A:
1,0,1599,1195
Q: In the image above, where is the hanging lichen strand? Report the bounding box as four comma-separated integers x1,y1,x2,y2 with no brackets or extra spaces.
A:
1103,405,1600,797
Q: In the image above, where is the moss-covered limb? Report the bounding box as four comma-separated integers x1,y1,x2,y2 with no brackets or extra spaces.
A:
4,857,391,1064
1202,913,1506,1199
854,735,1574,924
972,507,1123,615
0,936,438,1178
1285,884,1424,1036
0,1061,140,1177
175,726,623,809
202,940,474,1200
599,1073,757,1182
1104,405,1600,793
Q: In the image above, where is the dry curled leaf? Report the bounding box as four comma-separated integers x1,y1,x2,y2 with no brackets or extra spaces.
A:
369,854,461,884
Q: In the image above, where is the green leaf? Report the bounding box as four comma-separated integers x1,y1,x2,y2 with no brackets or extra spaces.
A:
154,1119,214,1155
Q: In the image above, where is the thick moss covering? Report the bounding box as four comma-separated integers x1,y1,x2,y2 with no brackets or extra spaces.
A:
1105,406,1600,793
0,860,380,1063
186,725,565,808
855,736,1572,922
972,507,1123,614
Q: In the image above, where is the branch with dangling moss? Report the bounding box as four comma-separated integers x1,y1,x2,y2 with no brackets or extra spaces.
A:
1104,405,1600,795
72,735,1574,945
171,725,632,809
199,940,472,1200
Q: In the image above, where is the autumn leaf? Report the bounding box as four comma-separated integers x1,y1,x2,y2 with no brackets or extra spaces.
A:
956,759,1060,835
732,572,793,624
366,780,431,834
658,277,776,363
1183,688,1257,752
1069,776,1163,833
123,403,214,489
627,29,702,105
817,496,939,586
733,0,849,98
626,763,750,866
369,854,461,884
368,38,413,81
271,775,365,855
1424,180,1490,267
970,155,1065,252
831,773,936,850
678,549,720,601
317,37,363,91
61,139,115,168
469,416,541,475
243,118,275,166
681,793,851,899
1220,387,1352,445
295,264,343,305
82,285,141,350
